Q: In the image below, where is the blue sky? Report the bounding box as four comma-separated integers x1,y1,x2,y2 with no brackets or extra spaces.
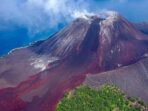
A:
0,0,148,56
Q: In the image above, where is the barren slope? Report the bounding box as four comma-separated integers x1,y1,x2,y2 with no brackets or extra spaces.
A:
0,12,147,111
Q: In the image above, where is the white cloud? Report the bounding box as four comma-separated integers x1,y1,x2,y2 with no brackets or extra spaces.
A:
0,0,148,38
72,10,95,19
0,0,92,36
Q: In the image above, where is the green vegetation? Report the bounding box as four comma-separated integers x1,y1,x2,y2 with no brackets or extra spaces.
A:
56,85,147,111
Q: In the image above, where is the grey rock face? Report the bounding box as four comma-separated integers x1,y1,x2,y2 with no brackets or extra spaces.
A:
84,57,148,104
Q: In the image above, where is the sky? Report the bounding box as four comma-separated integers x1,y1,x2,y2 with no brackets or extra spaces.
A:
0,0,148,56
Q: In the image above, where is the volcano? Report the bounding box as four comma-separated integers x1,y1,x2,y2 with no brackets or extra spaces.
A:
0,12,148,111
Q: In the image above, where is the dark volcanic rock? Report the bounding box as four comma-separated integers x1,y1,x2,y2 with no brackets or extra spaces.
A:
84,57,148,104
0,12,148,111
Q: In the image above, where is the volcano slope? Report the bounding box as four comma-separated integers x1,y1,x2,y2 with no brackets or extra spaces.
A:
0,12,148,111
84,57,148,105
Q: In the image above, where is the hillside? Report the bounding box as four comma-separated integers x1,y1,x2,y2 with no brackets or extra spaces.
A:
0,12,147,111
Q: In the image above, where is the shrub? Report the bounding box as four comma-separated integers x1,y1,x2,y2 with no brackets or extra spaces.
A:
56,85,147,111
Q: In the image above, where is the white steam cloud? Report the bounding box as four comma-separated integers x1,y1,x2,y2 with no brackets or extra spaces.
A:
0,0,93,36
0,0,148,37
